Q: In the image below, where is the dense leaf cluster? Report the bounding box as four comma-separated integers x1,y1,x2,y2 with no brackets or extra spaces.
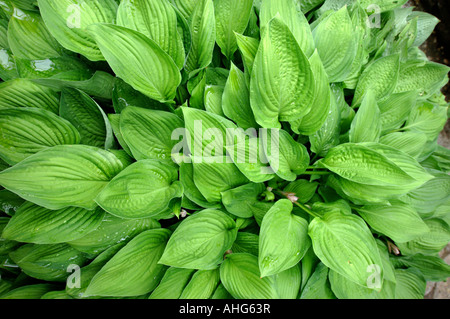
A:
0,0,449,299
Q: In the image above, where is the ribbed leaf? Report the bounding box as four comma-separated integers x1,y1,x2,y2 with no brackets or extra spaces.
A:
312,6,357,82
349,91,381,143
0,107,80,165
220,253,279,299
250,17,314,128
0,145,124,210
185,0,216,75
192,157,249,204
9,243,88,282
214,0,253,59
117,0,185,69
68,214,160,255
7,9,64,59
179,269,220,299
352,54,400,106
0,78,59,113
355,203,429,243
60,88,114,149
319,143,433,187
149,267,195,299
259,199,311,277
394,268,426,299
291,50,331,136
120,106,184,161
2,202,105,244
260,0,315,57
96,159,183,219
159,209,238,270
37,0,119,61
88,23,181,103
85,229,170,297
309,211,384,287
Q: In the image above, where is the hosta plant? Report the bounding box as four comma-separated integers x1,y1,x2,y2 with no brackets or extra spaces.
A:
0,0,449,300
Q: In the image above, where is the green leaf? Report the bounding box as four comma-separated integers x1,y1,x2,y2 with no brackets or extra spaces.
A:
0,189,25,216
360,0,408,13
235,33,259,81
33,70,116,100
179,162,222,209
394,268,426,299
88,23,181,103
379,91,417,134
329,269,396,299
0,107,80,165
96,159,183,219
312,6,357,82
214,0,253,59
220,252,279,299
169,0,197,21
37,0,119,61
379,132,428,160
2,202,105,244
319,143,433,188
120,106,184,161
231,232,259,256
263,129,310,181
308,211,384,287
250,17,314,128
226,133,276,183
68,214,160,255
185,0,216,75
352,54,400,106
149,267,195,299
399,173,450,217
291,50,331,136
15,55,90,80
60,88,114,149
259,199,311,277
349,91,381,143
0,47,18,81
7,9,65,59
404,101,448,141
284,179,319,204
394,60,450,97
204,84,225,116
112,80,165,114
159,209,238,270
0,284,55,299
9,243,88,281
355,203,429,243
85,229,170,297
117,0,185,70
260,0,315,58
273,264,302,299
179,268,221,299
410,11,439,47
309,95,341,157
222,62,258,130
0,145,124,210
391,253,450,282
221,183,266,218
192,157,250,204
0,78,59,113
300,263,336,299
396,218,450,255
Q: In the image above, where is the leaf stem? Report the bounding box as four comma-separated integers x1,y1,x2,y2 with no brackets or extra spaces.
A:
293,201,321,219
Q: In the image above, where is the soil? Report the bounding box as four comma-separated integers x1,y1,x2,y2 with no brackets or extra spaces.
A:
406,0,450,299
